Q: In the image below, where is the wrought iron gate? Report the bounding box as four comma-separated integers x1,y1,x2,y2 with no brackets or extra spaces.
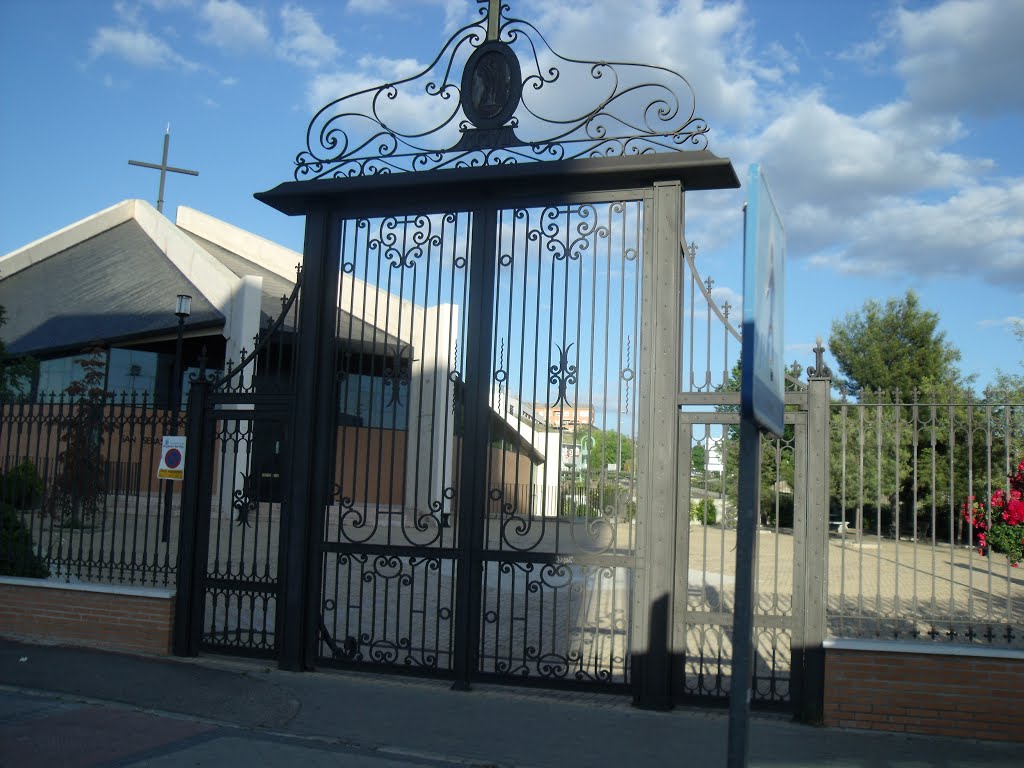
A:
175,279,301,657
673,242,832,715
317,198,644,687
173,0,806,711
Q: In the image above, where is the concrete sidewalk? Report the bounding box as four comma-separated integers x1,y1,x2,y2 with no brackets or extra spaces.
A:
0,639,1016,768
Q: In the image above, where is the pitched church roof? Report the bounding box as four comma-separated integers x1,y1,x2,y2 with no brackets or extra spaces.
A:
0,199,400,359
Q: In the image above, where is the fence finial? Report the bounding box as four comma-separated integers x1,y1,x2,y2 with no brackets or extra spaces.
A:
806,335,832,379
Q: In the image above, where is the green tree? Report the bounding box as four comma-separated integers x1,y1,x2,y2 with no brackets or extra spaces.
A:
586,428,634,473
691,444,706,473
716,358,803,526
46,345,110,526
829,291,961,396
0,306,37,399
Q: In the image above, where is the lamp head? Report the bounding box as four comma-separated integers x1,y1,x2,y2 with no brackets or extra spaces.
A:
175,294,192,319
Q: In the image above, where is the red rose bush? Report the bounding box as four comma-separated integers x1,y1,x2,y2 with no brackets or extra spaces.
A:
963,458,1024,566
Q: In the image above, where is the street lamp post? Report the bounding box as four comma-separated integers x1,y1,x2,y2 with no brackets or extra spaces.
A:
162,294,191,543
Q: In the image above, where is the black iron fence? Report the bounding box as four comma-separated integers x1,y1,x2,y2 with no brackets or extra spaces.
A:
0,393,183,586
828,391,1024,647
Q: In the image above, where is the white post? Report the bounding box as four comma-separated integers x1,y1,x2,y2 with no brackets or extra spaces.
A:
404,304,458,517
219,275,263,518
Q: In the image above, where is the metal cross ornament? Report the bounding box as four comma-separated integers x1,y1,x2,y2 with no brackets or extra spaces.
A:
479,0,501,40
128,125,199,213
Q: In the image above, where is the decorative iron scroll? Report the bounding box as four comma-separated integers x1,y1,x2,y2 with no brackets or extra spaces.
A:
295,2,710,179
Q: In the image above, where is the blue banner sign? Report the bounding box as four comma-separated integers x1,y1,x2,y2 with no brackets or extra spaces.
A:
741,164,786,436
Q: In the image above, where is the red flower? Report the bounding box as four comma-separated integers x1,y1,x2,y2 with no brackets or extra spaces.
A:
1006,498,1024,526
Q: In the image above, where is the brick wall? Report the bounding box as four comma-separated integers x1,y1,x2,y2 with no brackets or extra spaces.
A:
824,641,1024,742
0,577,175,656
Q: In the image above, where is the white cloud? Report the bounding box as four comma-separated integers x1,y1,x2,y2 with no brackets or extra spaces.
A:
809,180,1024,284
978,316,1024,328
89,25,199,71
346,0,396,11
113,0,142,25
748,95,978,216
142,0,195,8
345,0,468,31
836,37,887,65
278,5,341,69
307,71,381,114
356,55,422,82
198,0,269,52
895,0,1024,116
221,76,237,86
524,0,760,130
306,53,462,148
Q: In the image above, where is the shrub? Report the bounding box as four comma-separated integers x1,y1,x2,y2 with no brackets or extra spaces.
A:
761,494,794,528
588,487,620,514
963,458,1024,566
0,503,49,578
0,460,44,509
690,498,717,525
46,346,109,526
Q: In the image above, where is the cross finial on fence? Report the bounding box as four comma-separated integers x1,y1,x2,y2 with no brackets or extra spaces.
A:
806,335,832,379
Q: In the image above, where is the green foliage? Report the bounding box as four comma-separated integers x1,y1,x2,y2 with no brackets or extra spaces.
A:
0,503,49,578
560,483,636,521
964,459,1024,565
585,428,634,472
0,460,44,509
690,498,717,525
716,359,801,515
46,345,109,526
825,296,989,540
829,384,1023,544
828,291,961,395
0,306,37,399
691,444,706,473
984,523,1024,566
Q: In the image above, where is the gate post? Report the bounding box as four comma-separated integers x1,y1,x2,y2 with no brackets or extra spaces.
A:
451,206,499,690
795,345,832,721
173,375,212,657
279,210,342,672
633,181,683,709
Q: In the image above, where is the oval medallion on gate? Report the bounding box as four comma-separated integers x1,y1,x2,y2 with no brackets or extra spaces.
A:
461,41,522,129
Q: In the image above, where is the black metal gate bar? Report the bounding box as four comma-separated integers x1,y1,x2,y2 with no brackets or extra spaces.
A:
283,211,342,671
173,373,210,656
450,205,500,688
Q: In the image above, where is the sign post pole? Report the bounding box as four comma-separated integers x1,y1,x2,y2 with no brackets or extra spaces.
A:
728,165,786,767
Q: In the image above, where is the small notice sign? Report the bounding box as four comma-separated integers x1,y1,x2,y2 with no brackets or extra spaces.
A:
157,436,187,481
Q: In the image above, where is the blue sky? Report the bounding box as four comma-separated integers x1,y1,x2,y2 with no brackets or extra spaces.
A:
1,0,1021,392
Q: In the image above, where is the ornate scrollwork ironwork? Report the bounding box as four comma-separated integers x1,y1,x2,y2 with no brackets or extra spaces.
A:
548,342,577,407
295,2,711,179
232,483,256,527
383,343,412,408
